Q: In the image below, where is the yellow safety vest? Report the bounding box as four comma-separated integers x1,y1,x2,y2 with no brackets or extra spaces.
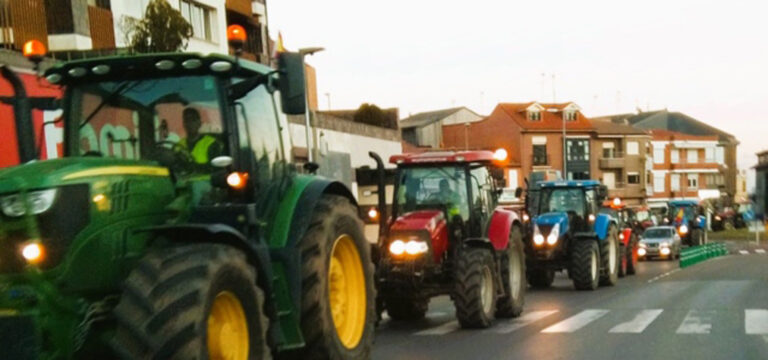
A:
179,135,217,164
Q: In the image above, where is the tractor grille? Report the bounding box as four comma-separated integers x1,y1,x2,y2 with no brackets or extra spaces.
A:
0,314,39,360
537,225,554,237
109,180,131,214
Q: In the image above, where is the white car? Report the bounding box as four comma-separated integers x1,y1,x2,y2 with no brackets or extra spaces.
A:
639,226,681,260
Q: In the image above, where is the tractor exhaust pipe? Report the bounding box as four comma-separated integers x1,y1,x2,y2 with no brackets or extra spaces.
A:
368,151,388,239
0,66,36,163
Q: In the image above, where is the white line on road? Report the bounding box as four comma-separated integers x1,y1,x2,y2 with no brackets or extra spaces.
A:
414,320,459,336
755,249,766,254
609,309,664,333
676,310,714,334
541,310,609,333
647,268,681,283
739,250,750,255
745,309,768,334
489,310,559,334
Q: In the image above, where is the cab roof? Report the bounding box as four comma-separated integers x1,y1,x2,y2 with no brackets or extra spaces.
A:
390,150,495,165
43,52,272,85
669,200,699,206
539,180,601,188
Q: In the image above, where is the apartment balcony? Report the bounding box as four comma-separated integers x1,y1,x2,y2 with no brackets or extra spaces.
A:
599,152,625,169
608,183,647,199
0,0,47,50
226,0,253,16
88,5,115,50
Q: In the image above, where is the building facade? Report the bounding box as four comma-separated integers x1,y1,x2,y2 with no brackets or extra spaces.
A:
590,120,652,205
400,107,482,149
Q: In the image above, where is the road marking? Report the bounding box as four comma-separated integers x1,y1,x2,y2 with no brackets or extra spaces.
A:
745,309,768,334
739,250,749,255
647,268,681,283
676,310,714,334
755,249,766,254
541,310,609,333
414,320,459,336
490,310,559,334
609,309,664,333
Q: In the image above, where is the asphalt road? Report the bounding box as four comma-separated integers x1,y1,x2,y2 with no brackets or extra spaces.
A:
372,242,768,360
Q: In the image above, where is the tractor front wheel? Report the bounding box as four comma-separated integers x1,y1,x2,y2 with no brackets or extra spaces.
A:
292,194,375,359
599,226,620,287
384,297,429,321
571,240,600,291
496,226,526,318
111,244,270,360
454,247,497,328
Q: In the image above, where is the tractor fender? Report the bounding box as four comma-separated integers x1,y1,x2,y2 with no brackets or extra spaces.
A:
594,213,617,241
463,237,496,254
488,208,521,251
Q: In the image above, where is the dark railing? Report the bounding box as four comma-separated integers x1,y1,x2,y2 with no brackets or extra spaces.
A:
88,5,115,50
0,0,47,50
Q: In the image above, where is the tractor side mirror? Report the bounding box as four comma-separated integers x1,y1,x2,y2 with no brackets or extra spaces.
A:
515,187,523,198
277,52,306,115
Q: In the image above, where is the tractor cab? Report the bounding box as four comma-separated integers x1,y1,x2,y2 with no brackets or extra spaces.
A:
666,200,706,245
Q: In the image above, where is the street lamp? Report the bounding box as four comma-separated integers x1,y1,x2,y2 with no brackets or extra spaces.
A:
298,47,325,162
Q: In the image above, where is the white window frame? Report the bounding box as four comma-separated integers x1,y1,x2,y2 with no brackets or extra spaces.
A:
688,174,699,189
626,141,639,155
654,173,665,193
528,110,541,121
532,136,547,145
715,146,725,165
687,149,698,164
653,147,664,164
178,0,216,42
627,171,640,185
670,149,680,164
671,174,681,191
705,147,715,162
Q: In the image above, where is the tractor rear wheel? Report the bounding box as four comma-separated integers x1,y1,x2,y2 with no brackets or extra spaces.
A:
111,244,270,360
291,194,375,359
599,226,620,287
384,297,429,321
527,269,555,288
496,226,526,318
454,247,496,328
571,240,600,291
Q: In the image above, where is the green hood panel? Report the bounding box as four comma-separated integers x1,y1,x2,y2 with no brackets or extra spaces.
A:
0,157,168,192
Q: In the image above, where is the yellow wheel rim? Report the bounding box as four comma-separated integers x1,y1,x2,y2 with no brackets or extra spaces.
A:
207,291,249,360
328,234,367,349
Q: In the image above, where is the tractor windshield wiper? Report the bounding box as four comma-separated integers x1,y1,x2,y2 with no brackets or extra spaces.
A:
79,80,139,129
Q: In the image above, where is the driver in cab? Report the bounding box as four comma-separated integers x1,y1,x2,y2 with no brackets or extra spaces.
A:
177,107,223,170
434,179,463,218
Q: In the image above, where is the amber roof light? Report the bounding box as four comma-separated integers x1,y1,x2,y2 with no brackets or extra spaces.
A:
227,24,247,48
23,40,46,62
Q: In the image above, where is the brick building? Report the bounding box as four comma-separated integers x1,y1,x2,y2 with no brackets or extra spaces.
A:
591,119,652,205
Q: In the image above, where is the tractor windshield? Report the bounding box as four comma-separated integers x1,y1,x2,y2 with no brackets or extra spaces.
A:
539,188,587,217
66,75,225,171
668,204,695,222
395,166,469,221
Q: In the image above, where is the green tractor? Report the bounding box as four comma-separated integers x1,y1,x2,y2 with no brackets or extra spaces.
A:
0,39,376,359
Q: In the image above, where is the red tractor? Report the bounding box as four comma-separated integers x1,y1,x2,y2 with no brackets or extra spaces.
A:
600,198,640,277
369,150,526,328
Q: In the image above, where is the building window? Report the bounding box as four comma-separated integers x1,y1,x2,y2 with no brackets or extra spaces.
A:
688,174,699,189
671,149,679,164
567,139,589,162
653,146,664,164
628,172,640,185
564,111,577,121
528,110,541,121
627,141,639,155
671,174,681,191
687,149,698,163
715,146,725,165
533,144,548,165
654,173,665,193
179,0,215,42
705,147,715,162
602,142,616,158
87,0,111,9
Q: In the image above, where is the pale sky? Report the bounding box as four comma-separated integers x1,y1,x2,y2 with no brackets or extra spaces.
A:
268,0,768,182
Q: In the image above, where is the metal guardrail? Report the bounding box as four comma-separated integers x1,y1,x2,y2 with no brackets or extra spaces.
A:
679,243,728,268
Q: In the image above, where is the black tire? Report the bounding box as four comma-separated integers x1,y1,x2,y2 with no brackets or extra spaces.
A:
570,240,600,291
289,195,375,360
599,226,620,287
111,244,271,360
527,268,555,288
626,235,637,275
618,243,626,278
454,247,497,328
496,226,526,318
384,297,429,321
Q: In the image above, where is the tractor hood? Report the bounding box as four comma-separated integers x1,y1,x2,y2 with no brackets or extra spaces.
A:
534,212,570,232
0,157,169,192
391,210,445,234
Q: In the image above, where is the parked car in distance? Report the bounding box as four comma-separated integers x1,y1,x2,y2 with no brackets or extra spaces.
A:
638,226,681,261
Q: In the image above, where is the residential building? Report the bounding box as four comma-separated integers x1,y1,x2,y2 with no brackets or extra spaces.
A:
590,119,652,205
647,130,722,208
608,109,739,200
442,101,594,191
400,107,482,149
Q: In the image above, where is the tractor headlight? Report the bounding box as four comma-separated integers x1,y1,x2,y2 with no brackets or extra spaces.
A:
389,240,406,255
0,189,58,217
714,215,722,221
533,225,545,245
679,224,689,235
546,223,560,245
389,239,428,256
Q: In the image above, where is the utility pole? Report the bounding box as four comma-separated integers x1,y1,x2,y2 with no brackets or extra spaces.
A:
298,47,324,162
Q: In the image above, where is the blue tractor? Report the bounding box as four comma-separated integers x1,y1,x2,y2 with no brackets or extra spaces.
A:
666,200,707,246
524,180,620,290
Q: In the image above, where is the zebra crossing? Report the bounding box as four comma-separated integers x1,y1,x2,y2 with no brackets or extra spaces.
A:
736,248,766,255
387,308,768,336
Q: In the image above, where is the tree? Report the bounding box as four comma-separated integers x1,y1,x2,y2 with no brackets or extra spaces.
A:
121,0,193,53
354,103,390,128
